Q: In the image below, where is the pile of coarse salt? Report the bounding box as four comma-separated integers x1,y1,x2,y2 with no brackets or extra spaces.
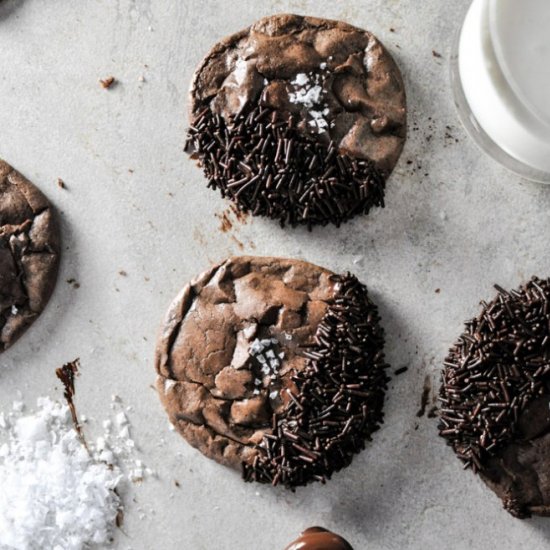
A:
288,63,331,133
249,337,285,399
0,395,151,550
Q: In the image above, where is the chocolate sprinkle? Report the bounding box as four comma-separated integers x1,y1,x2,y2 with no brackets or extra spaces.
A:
242,273,388,488
439,277,550,473
185,107,386,228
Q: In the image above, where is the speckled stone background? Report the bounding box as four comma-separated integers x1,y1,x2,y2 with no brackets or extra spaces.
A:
1,0,550,548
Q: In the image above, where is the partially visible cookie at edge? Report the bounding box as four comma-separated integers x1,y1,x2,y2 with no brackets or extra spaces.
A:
185,14,406,228
439,278,550,518
155,256,389,488
0,159,61,352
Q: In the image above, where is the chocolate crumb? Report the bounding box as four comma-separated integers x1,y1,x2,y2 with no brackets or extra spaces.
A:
100,76,116,89
435,288,441,294
394,366,408,376
416,375,431,417
66,278,80,289
57,178,66,189
427,406,438,419
432,50,442,58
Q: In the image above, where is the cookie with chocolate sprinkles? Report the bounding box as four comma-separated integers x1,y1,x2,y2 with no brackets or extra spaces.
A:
155,256,389,488
185,14,406,228
439,278,550,518
0,160,60,352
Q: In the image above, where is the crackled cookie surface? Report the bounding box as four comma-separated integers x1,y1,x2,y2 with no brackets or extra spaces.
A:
155,256,388,488
439,278,550,518
185,14,406,227
0,160,60,352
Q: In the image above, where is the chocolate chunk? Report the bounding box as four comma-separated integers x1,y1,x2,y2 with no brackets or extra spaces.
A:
155,256,388,488
439,278,550,518
185,14,406,228
0,160,60,352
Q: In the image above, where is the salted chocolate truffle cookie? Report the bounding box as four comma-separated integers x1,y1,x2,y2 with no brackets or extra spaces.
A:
185,14,406,228
284,527,353,550
156,256,388,488
0,160,60,351
439,278,550,518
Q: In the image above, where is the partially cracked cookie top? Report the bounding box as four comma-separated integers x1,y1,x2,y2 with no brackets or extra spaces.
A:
0,160,60,352
185,14,406,228
155,256,388,488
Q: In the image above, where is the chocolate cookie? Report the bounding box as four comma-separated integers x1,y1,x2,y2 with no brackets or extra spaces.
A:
185,14,406,228
0,160,60,351
284,527,353,550
155,256,388,488
439,278,550,518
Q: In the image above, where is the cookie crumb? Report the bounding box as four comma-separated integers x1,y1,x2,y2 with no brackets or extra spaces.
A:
118,270,128,277
100,76,116,89
432,50,442,58
56,178,66,189
66,278,80,289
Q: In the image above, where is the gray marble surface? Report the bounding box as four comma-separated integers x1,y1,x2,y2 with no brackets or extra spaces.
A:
1,0,550,548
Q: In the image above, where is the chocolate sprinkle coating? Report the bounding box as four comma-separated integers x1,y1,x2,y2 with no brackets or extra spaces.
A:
186,106,386,228
243,273,388,488
439,278,550,516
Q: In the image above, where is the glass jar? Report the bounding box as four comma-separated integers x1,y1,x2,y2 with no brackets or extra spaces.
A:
451,0,550,183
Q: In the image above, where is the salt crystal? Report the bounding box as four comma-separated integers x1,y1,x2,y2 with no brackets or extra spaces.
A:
164,378,177,394
269,359,280,370
253,389,260,395
269,391,279,400
257,355,267,364
233,57,248,86
249,339,264,355
10,305,18,315
320,62,327,69
119,425,130,439
292,73,309,86
0,398,123,549
243,324,257,339
265,350,276,359
260,339,272,347
116,412,128,427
